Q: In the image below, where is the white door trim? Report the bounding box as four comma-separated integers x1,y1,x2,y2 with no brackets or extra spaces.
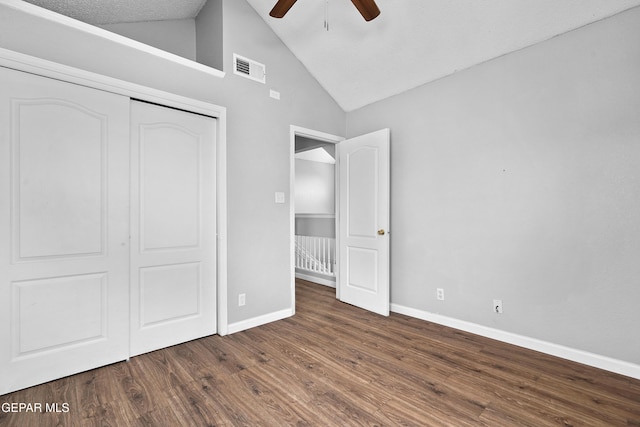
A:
290,126,344,313
0,47,230,336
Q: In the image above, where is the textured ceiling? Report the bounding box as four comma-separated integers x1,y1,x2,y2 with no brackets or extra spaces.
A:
23,0,207,24
246,0,640,111
23,0,640,111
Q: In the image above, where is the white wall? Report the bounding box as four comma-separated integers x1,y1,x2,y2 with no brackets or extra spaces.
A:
295,159,335,215
0,0,346,327
346,7,640,367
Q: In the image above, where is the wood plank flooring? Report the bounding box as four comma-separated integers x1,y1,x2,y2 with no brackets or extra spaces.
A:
1,279,639,426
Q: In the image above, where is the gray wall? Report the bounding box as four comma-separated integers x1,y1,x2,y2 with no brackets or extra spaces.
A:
3,0,638,368
346,7,640,365
0,0,345,325
99,19,197,61
295,217,335,238
98,1,224,71
196,0,223,71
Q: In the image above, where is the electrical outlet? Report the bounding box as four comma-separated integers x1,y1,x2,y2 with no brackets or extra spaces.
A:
493,299,503,314
239,293,246,307
436,288,445,301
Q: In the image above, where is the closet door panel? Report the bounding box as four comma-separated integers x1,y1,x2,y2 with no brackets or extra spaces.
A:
130,101,216,357
140,124,201,251
15,100,104,258
0,66,130,395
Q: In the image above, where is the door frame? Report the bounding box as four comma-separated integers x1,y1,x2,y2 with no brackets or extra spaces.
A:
0,47,230,335
289,125,344,313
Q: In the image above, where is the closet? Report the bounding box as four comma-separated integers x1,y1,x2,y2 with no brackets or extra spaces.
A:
0,65,217,395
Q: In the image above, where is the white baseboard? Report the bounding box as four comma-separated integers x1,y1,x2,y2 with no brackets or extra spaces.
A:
295,272,336,288
226,308,293,335
391,303,640,380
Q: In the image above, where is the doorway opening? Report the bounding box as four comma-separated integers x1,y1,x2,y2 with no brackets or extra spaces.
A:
290,125,391,317
295,137,336,286
289,126,343,314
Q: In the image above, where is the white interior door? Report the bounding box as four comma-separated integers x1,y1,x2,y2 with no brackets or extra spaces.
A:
338,128,390,316
129,101,217,357
0,67,130,394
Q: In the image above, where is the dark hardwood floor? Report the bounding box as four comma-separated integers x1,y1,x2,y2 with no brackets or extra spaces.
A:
2,279,639,426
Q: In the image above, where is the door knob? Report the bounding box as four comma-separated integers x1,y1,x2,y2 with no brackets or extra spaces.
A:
377,229,385,235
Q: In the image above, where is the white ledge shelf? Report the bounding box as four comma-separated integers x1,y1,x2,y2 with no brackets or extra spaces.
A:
0,0,225,79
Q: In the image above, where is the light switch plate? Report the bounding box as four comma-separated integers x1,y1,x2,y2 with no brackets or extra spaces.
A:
275,192,285,204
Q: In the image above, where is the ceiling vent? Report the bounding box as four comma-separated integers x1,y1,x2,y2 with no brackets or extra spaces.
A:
233,53,266,84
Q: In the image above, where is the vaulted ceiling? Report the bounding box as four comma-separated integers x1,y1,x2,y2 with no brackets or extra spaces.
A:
23,0,640,111
247,0,640,111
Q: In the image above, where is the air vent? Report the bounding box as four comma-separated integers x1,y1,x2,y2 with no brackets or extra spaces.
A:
233,53,266,84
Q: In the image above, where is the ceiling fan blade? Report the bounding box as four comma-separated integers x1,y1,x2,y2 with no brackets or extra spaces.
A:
351,0,381,21
269,0,299,18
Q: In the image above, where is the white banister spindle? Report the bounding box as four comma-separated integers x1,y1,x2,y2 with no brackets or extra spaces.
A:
313,238,317,272
305,236,309,271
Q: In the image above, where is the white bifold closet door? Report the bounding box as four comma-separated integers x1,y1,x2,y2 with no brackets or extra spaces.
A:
129,101,217,357
0,66,131,395
0,68,217,395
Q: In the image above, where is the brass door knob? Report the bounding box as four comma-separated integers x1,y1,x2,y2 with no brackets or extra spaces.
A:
377,229,385,235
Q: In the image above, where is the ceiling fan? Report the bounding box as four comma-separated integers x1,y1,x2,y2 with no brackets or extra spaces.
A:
269,0,381,22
